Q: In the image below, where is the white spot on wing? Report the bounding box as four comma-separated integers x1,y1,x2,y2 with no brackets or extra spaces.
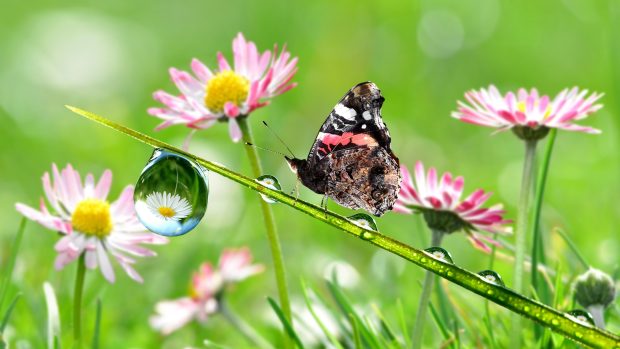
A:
362,111,372,120
361,124,367,129
334,103,357,120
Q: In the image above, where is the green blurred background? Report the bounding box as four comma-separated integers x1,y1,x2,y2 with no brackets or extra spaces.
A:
1,0,618,347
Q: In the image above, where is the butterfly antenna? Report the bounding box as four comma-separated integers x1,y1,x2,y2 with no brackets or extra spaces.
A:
262,121,297,159
244,142,289,157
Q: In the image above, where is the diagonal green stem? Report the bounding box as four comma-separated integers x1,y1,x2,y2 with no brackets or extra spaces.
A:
411,229,444,349
235,116,292,349
67,106,620,349
73,253,86,349
510,139,538,349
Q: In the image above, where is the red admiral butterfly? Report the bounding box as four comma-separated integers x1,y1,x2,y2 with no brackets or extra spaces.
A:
286,82,401,217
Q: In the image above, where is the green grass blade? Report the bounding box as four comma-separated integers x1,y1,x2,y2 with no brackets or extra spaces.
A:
483,310,497,349
370,304,398,344
349,314,362,349
554,228,589,269
531,129,556,297
300,281,343,349
452,319,461,349
434,278,459,336
542,263,565,347
429,301,452,343
43,282,61,349
267,297,304,349
326,281,380,348
203,338,231,349
0,294,20,333
91,299,102,349
0,219,26,312
396,299,411,348
0,294,21,349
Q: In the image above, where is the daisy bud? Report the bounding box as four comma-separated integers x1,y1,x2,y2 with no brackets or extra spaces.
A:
573,268,616,309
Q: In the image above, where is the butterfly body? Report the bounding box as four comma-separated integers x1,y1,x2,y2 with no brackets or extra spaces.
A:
287,82,401,217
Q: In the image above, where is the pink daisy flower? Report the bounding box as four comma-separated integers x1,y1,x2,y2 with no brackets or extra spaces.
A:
150,248,264,335
148,33,298,143
15,164,168,283
452,85,604,139
149,263,220,335
393,162,512,252
218,247,265,283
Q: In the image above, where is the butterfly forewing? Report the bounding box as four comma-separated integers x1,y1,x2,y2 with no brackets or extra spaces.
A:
307,82,392,167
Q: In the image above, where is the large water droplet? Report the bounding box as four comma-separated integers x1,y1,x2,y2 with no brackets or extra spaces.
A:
348,213,378,231
566,309,595,326
477,270,505,286
134,149,208,236
424,247,454,263
255,175,281,204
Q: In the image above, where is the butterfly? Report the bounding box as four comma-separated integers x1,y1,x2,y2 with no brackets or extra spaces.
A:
286,82,402,217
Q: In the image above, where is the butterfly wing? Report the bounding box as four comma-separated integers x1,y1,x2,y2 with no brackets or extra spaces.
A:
322,146,401,216
306,82,394,167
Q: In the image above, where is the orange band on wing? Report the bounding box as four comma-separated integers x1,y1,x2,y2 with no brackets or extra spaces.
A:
319,132,378,147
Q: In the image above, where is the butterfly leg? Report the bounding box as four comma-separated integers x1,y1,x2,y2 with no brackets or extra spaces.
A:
320,194,330,218
291,178,301,207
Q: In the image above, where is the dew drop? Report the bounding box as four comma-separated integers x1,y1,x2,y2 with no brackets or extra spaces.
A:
348,213,378,231
423,247,454,263
255,175,281,204
566,309,595,326
360,231,376,241
134,149,208,236
551,319,559,326
477,270,505,286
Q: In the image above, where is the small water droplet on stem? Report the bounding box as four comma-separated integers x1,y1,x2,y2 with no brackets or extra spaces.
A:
255,175,282,204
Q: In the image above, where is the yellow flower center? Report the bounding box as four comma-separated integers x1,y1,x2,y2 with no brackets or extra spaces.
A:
204,70,250,113
71,199,113,238
158,206,176,218
517,101,552,119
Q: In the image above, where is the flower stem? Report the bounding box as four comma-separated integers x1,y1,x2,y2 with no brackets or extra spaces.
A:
73,253,86,349
219,297,273,349
67,106,620,348
530,129,557,293
511,139,538,349
237,116,292,348
587,305,606,329
411,229,444,349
